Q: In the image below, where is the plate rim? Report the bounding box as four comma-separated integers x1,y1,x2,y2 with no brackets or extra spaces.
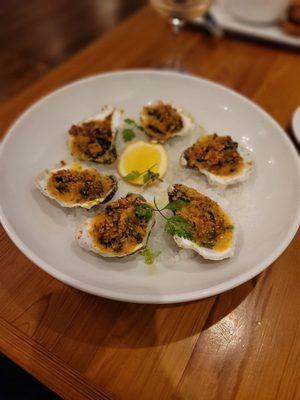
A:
0,69,299,304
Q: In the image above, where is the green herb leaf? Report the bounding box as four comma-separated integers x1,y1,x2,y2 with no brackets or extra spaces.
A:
165,215,195,240
122,119,145,142
123,128,136,142
143,169,159,185
124,118,135,125
140,247,161,265
201,241,215,249
123,170,141,181
124,164,158,184
135,203,154,221
164,199,188,212
226,224,234,230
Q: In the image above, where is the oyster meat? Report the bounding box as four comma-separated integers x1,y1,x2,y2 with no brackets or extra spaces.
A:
140,101,194,144
168,184,235,260
76,193,155,258
69,105,122,164
180,134,252,186
35,163,118,209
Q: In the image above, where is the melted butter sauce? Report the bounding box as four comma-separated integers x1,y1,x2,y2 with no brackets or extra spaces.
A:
90,208,145,256
197,135,245,177
179,195,234,252
47,164,110,205
209,211,233,251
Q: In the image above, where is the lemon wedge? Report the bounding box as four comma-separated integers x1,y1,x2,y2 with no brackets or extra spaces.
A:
118,141,168,185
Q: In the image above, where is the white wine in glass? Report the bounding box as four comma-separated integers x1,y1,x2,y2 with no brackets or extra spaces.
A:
150,0,212,28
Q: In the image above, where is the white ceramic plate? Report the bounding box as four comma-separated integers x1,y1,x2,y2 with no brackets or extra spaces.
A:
195,0,300,48
0,70,299,304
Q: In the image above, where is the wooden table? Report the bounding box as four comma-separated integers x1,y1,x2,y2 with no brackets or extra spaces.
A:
0,6,299,400
0,0,145,102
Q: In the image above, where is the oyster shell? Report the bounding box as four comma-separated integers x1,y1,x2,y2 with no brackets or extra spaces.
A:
180,134,252,187
140,100,194,144
168,184,235,260
69,105,122,164
76,193,155,258
35,163,118,209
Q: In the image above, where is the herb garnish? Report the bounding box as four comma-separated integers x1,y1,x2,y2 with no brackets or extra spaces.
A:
123,129,136,142
135,203,154,221
201,241,215,249
124,118,135,124
140,247,161,265
122,118,144,142
165,215,195,240
123,170,141,181
143,169,160,185
124,163,161,186
163,199,188,212
135,197,195,241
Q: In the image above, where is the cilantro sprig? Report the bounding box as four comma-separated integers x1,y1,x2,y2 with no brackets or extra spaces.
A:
143,169,160,185
135,197,195,241
124,118,135,124
122,118,144,142
226,224,234,230
123,129,136,142
123,170,141,181
124,163,161,186
200,241,215,249
165,215,195,240
163,199,188,212
135,203,154,221
140,247,161,265
153,197,195,241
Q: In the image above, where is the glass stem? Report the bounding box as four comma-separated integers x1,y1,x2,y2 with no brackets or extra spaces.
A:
170,17,185,34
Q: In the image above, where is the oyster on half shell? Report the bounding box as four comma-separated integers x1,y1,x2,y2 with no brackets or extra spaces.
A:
69,105,123,164
35,163,118,209
140,100,194,144
180,134,252,187
168,184,236,260
76,193,155,258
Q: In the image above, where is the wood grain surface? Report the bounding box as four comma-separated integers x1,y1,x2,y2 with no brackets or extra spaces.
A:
0,0,145,102
0,6,300,400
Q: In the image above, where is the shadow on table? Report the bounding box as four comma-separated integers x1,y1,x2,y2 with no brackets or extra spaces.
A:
1,266,260,399
2,271,259,348
19,274,257,347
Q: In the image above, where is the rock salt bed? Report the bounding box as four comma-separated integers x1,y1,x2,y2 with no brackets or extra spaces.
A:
64,118,255,269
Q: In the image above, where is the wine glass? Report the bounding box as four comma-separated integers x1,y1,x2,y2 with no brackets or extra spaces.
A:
150,0,213,32
149,0,214,70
